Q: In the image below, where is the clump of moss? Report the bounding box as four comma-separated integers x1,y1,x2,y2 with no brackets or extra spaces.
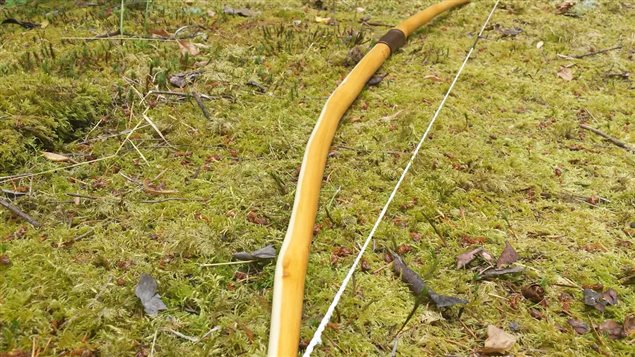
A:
0,72,111,173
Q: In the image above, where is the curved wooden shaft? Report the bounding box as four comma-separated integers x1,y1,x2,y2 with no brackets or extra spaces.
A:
268,1,469,356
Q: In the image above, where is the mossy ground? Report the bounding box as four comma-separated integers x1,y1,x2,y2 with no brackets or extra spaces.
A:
1,0,633,355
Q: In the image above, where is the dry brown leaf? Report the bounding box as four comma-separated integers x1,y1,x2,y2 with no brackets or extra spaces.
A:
177,40,200,56
424,74,444,82
556,1,575,14
456,247,482,269
496,241,519,268
557,67,573,81
315,16,332,24
624,315,635,336
597,320,625,339
568,319,589,334
482,325,516,354
42,151,71,162
150,29,171,39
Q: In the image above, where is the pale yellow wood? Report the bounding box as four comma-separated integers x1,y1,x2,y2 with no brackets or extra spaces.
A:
268,1,470,355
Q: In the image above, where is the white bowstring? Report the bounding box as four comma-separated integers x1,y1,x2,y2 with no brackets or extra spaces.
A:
303,1,500,355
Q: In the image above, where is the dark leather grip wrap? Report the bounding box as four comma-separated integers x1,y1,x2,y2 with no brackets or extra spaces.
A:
378,29,407,54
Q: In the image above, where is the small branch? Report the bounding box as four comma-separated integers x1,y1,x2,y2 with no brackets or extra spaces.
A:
148,90,224,101
192,92,212,120
140,197,207,203
150,329,158,357
0,198,41,227
61,36,177,42
569,45,622,59
0,155,116,184
200,260,256,267
580,124,634,153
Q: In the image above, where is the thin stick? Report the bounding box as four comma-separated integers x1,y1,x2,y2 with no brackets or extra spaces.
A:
79,124,150,144
119,0,125,36
580,124,634,153
570,45,622,59
61,36,178,42
0,155,116,184
128,139,150,165
140,197,207,203
200,260,256,267
148,90,223,101
0,198,41,227
150,329,158,357
192,92,212,120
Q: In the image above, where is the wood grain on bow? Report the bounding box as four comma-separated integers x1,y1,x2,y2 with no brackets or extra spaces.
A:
268,1,470,355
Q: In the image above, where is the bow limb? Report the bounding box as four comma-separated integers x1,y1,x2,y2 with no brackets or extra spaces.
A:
268,1,469,355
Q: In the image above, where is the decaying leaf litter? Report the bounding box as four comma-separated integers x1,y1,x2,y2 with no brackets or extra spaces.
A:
1,0,634,356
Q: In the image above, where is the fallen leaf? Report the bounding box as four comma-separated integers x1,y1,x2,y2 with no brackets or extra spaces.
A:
583,288,606,311
315,16,332,24
478,266,524,279
529,308,544,320
419,310,444,324
395,244,411,255
150,29,171,39
367,73,388,86
223,6,260,17
42,151,70,162
177,40,200,57
536,41,544,49
135,274,167,317
498,27,522,37
456,247,483,269
232,245,276,261
330,246,353,264
597,320,625,339
247,211,269,225
557,67,573,81
144,188,178,195
559,292,573,312
423,74,444,82
521,284,545,303
556,1,575,14
169,70,203,88
496,240,519,268
624,315,635,336
479,250,494,263
0,254,10,266
246,80,266,92
568,319,589,334
360,258,371,272
482,325,516,354
601,288,618,305
345,46,364,66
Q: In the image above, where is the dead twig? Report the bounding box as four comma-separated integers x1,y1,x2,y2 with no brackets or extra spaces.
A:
192,92,212,120
569,45,622,59
148,90,225,101
79,125,150,144
140,197,207,203
580,124,634,153
0,198,41,227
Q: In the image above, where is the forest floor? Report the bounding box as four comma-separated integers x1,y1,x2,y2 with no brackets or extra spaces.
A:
1,0,633,356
